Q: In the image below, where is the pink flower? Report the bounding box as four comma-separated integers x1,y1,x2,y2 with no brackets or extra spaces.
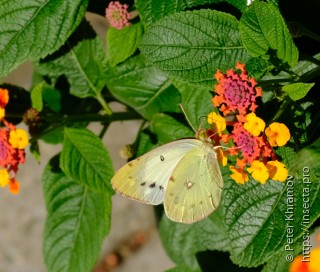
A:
230,122,276,166
212,62,262,116
105,1,130,30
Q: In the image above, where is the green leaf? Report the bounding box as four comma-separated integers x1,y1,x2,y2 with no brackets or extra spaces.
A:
42,127,65,144
30,82,44,111
140,9,250,85
136,0,247,28
174,79,213,129
105,55,181,120
275,146,297,169
224,174,320,267
160,208,229,270
150,113,194,144
42,86,62,112
293,53,320,76
166,265,199,272
245,57,271,80
43,155,111,272
107,23,143,67
60,127,114,193
282,83,314,101
0,0,88,78
239,1,298,67
135,129,158,157
290,139,320,174
262,238,302,272
37,20,106,98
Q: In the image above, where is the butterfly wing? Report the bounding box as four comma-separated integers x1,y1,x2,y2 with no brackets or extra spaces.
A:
164,143,223,223
111,139,201,205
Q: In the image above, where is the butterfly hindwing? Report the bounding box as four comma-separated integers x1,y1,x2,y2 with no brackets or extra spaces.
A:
111,139,202,205
164,142,223,223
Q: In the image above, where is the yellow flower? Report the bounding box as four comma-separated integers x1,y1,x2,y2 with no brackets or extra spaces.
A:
247,160,269,184
217,147,228,166
0,169,10,187
207,112,226,135
265,122,290,147
243,112,265,136
266,160,288,182
9,129,29,149
0,107,5,120
309,247,320,272
290,247,320,272
230,166,248,184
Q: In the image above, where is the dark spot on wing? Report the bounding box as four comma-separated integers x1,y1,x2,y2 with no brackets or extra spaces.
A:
149,182,156,188
159,185,164,190
200,201,203,204
160,155,164,161
140,182,146,186
169,176,174,182
128,162,133,167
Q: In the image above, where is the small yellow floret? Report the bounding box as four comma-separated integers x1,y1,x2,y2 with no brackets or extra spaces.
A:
265,122,290,147
230,166,248,184
243,112,265,136
247,160,269,184
309,247,320,272
9,129,29,149
217,147,228,166
0,169,10,187
266,160,288,182
0,107,5,120
207,112,226,135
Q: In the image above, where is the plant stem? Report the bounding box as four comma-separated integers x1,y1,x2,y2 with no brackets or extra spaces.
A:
267,99,291,125
45,111,141,123
29,111,142,143
95,93,113,115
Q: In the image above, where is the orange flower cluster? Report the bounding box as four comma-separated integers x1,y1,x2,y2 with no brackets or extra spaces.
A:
208,63,291,184
0,88,28,194
290,234,320,272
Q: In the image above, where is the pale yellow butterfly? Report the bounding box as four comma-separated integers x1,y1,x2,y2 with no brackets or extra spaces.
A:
111,108,223,224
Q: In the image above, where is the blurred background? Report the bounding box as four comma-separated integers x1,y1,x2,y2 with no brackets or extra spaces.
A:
0,12,174,272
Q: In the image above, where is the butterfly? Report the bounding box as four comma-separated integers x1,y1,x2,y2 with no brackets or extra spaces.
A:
111,109,223,224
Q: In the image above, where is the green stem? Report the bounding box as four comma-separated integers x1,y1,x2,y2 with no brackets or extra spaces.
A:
96,93,112,115
267,99,292,125
99,123,110,139
258,78,295,86
299,52,320,66
45,111,141,123
29,111,142,143
299,66,320,82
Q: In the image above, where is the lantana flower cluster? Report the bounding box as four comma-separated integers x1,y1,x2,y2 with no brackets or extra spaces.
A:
208,62,290,184
0,88,29,194
105,1,130,30
290,234,320,272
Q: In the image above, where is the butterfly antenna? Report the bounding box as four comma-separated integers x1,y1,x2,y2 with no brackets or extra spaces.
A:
179,104,197,133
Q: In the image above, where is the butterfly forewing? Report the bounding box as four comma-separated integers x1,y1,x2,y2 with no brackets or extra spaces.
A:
111,139,202,205
164,143,223,223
